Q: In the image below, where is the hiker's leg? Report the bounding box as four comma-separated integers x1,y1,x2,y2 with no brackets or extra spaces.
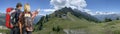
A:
27,31,32,34
23,31,27,34
17,27,20,34
14,27,17,34
10,29,14,34
13,27,17,34
14,27,20,34
22,27,27,34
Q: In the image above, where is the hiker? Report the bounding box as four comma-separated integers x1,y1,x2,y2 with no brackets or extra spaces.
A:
10,3,22,34
19,3,39,34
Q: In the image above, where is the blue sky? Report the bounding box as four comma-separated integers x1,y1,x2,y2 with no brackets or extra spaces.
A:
86,0,120,12
0,0,120,15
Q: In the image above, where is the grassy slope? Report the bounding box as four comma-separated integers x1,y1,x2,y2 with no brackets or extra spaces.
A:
0,29,9,34
33,12,120,34
33,12,92,34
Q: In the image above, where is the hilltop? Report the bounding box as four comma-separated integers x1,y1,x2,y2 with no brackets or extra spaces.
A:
34,7,120,34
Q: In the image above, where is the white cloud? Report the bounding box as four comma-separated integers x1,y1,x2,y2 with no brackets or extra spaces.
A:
83,9,91,12
83,9,117,15
50,0,87,10
38,14,46,16
50,0,66,10
41,9,55,12
38,9,56,16
95,11,116,15
83,9,96,15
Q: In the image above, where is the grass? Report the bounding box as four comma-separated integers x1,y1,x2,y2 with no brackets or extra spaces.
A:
0,29,10,34
33,12,120,34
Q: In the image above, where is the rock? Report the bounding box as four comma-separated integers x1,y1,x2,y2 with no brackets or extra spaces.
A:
63,29,87,34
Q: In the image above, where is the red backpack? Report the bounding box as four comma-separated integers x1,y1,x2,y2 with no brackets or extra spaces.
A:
5,7,14,29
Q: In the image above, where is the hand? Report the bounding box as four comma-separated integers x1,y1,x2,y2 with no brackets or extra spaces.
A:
31,9,40,19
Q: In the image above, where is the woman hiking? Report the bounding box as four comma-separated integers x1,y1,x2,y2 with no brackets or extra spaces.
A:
18,3,39,34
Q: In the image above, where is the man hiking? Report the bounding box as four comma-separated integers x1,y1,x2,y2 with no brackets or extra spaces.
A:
10,3,22,34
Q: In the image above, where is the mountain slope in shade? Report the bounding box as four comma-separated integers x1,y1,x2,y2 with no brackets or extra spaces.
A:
72,9,100,22
93,14,120,21
0,13,5,26
33,15,42,24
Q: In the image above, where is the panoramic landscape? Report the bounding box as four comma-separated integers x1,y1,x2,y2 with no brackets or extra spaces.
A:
0,0,120,34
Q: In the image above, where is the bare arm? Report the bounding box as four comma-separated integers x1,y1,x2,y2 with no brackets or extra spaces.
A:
19,13,23,21
31,9,40,19
9,10,16,15
18,12,23,34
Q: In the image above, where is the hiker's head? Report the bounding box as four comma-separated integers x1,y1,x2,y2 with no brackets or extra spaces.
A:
16,3,22,9
24,3,30,12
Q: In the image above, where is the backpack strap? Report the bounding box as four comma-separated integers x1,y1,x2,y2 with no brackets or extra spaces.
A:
29,12,32,17
23,11,32,17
